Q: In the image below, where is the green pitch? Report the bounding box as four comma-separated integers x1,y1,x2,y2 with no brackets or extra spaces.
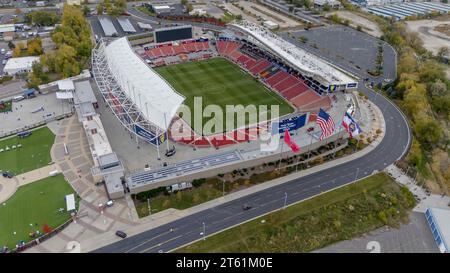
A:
155,58,294,134
0,174,76,249
0,126,55,175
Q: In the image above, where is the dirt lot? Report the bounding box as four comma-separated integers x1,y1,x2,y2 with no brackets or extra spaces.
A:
406,19,450,57
326,11,382,38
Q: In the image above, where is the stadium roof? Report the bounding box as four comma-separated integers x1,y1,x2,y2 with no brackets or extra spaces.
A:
231,21,355,86
103,37,185,130
117,17,136,33
99,17,118,37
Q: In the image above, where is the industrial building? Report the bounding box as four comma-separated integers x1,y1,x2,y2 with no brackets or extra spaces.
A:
3,56,40,75
365,1,450,19
425,207,450,253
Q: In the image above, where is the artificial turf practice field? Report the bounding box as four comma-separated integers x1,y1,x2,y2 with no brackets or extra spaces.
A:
0,126,55,174
0,174,76,249
155,58,294,133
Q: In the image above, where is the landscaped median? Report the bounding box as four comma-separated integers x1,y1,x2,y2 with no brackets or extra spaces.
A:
0,174,78,250
133,140,368,218
175,173,415,253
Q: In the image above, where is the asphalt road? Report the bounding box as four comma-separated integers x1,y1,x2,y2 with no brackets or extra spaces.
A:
93,78,410,253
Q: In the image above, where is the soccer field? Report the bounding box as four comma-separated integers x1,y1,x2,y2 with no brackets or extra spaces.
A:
0,174,76,249
0,126,55,174
155,58,294,133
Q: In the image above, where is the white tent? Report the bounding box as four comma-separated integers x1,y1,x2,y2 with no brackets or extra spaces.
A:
65,194,76,211
58,79,75,91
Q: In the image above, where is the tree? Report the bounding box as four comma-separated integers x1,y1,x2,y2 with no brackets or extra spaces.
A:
97,4,104,15
13,42,25,57
26,11,59,26
437,46,449,60
418,60,446,84
8,41,15,49
83,5,90,16
429,79,447,97
27,38,43,56
414,115,442,147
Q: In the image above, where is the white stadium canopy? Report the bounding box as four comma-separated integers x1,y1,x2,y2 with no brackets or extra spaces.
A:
231,21,355,87
103,37,185,130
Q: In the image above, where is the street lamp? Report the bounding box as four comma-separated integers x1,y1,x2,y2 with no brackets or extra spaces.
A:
355,167,360,181
147,198,151,216
202,222,205,240
283,192,287,209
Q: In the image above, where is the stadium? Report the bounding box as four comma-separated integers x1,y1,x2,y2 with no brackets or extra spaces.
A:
91,21,359,193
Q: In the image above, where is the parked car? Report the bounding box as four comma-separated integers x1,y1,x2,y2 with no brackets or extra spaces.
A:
2,171,14,178
115,230,127,239
106,200,114,207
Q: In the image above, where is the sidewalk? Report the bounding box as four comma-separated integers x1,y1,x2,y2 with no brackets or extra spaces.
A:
0,164,59,204
385,165,450,213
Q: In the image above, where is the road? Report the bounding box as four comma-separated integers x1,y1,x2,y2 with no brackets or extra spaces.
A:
94,78,410,253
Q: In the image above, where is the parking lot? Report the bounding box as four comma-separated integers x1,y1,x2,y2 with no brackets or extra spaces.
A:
280,25,397,81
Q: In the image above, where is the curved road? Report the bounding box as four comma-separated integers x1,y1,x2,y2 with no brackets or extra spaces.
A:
94,78,411,253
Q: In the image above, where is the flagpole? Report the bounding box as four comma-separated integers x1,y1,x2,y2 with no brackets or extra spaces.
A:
306,133,314,167
277,131,285,170
164,112,170,151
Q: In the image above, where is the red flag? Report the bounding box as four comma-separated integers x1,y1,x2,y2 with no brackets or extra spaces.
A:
284,130,300,153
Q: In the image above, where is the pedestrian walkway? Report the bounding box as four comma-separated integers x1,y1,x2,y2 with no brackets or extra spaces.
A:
386,164,450,213
0,164,60,204
25,116,140,253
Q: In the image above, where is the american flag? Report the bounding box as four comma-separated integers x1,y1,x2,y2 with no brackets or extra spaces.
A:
316,108,335,141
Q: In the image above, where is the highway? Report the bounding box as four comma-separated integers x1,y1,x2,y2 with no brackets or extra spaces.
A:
94,78,411,253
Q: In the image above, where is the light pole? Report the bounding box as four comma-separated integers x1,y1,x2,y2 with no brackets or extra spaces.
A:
202,222,205,240
147,198,151,216
355,167,360,181
283,192,287,209
222,180,225,196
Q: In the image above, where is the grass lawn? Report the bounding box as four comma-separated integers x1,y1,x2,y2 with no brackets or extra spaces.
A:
0,174,76,249
0,126,55,174
155,58,294,134
176,173,416,253
0,99,12,113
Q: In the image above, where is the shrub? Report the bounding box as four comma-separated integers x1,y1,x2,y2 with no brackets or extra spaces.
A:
192,178,206,188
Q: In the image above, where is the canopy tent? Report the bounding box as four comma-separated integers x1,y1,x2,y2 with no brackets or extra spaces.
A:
56,91,74,99
57,79,75,91
65,194,76,211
